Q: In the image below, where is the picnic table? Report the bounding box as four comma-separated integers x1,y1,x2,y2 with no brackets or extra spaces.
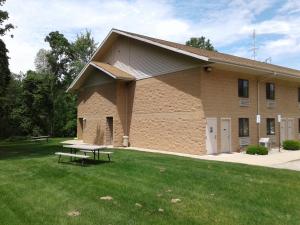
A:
31,135,50,142
62,144,111,161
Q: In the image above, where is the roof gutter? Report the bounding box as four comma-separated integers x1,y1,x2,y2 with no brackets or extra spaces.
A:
209,59,300,80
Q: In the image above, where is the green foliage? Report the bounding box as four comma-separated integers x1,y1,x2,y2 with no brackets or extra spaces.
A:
0,39,10,96
283,140,300,150
246,145,268,155
185,36,216,51
1,29,96,138
0,0,14,36
70,30,97,81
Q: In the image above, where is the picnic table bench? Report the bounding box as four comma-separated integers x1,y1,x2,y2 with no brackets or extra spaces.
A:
55,152,90,166
31,136,50,142
59,144,113,162
80,150,113,161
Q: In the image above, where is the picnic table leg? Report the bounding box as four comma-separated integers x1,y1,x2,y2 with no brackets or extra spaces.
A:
98,150,100,160
93,151,96,160
108,153,111,161
58,155,61,163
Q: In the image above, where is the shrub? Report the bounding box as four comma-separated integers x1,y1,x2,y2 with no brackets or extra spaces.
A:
283,140,300,150
256,146,268,155
246,145,268,155
246,146,257,155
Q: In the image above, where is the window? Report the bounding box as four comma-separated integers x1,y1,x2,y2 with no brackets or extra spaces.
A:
238,79,249,98
266,118,275,135
266,83,275,100
239,118,249,137
298,88,300,102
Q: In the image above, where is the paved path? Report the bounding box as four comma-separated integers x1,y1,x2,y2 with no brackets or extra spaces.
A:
124,147,300,171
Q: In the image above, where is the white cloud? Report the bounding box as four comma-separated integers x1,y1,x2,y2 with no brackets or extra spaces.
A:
2,0,300,73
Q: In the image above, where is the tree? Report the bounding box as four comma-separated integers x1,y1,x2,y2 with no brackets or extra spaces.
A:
45,31,74,85
70,30,97,80
0,0,14,137
0,0,14,36
0,39,9,96
34,49,50,73
0,0,13,95
185,37,216,51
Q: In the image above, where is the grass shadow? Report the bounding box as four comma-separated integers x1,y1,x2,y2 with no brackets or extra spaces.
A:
0,138,69,160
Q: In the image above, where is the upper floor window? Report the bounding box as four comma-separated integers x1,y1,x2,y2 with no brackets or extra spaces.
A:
239,118,249,137
238,79,249,98
266,118,275,135
298,88,300,102
266,82,275,100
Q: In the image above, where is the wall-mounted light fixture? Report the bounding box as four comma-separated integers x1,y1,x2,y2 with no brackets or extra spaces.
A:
204,66,212,73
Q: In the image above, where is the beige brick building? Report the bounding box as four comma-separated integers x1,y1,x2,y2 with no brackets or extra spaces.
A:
68,29,300,155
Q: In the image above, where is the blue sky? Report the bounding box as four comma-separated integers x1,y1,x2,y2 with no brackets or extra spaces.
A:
3,0,300,73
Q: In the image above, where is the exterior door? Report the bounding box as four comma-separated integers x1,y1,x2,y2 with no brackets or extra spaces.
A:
221,118,231,153
280,118,294,143
106,117,113,145
206,118,217,154
78,118,84,139
280,118,287,144
287,118,294,140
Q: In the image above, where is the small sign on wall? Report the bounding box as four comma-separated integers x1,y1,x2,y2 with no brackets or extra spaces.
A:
277,115,281,123
256,115,261,124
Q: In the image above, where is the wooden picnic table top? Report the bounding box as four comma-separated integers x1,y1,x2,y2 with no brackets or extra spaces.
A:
63,144,107,151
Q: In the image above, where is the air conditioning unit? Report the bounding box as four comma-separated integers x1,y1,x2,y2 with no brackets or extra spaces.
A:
266,100,276,108
239,98,250,107
239,137,250,146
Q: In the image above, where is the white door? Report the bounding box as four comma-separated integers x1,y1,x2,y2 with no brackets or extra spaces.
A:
206,118,217,154
287,118,294,140
221,118,231,153
280,118,287,144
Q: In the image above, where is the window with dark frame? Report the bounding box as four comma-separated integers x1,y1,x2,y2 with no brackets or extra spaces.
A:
238,79,249,98
239,118,249,137
266,118,275,135
266,82,275,100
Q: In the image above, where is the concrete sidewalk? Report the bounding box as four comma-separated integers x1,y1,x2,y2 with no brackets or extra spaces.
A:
62,140,300,171
124,147,300,171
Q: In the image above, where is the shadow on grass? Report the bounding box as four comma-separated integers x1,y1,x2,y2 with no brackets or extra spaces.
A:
56,158,113,167
0,139,66,160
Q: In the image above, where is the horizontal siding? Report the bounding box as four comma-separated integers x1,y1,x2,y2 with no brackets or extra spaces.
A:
103,37,201,80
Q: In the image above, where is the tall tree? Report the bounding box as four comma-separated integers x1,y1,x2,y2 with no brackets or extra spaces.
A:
34,49,50,73
185,37,216,51
0,0,14,36
0,0,13,95
0,0,14,137
70,30,97,81
45,31,73,85
0,39,9,96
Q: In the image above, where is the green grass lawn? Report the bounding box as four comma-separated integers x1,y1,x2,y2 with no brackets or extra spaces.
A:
0,138,299,225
